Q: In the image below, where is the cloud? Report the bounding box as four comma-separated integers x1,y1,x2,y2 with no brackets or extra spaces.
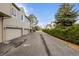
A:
75,20,79,24
16,3,32,16
38,23,45,28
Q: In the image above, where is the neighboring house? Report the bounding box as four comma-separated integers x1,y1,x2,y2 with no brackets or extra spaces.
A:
46,22,55,29
0,3,30,43
46,24,51,29
28,14,38,32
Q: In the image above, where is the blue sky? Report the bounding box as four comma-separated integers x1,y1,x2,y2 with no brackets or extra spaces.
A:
16,3,79,26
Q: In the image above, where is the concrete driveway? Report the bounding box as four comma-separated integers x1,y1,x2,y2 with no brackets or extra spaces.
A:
4,32,79,56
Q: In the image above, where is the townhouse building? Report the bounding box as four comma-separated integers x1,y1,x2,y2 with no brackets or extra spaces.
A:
0,3,30,43
28,14,38,32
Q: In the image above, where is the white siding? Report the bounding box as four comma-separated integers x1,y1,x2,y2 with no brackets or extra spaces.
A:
0,18,2,42
23,30,29,35
0,3,11,16
4,4,22,28
0,3,31,42
5,29,21,41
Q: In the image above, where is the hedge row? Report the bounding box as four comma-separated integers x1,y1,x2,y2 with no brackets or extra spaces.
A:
42,24,79,45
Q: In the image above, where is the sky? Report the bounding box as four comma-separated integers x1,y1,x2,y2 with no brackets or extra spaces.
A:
16,3,79,27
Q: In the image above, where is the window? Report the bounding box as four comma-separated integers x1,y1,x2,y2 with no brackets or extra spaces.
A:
11,8,16,16
21,15,25,22
21,15,23,20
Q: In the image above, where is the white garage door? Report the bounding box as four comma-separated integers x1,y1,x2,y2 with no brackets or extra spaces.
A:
0,19,2,42
6,28,21,41
24,30,29,35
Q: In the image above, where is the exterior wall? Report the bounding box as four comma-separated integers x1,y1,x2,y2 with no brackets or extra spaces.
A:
51,23,55,29
2,4,22,41
23,30,29,35
22,18,30,35
20,8,30,35
5,28,21,41
0,3,11,16
0,3,31,42
22,17,30,29
0,18,2,42
3,4,22,28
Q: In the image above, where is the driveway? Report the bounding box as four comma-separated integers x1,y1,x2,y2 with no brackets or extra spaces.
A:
4,32,79,56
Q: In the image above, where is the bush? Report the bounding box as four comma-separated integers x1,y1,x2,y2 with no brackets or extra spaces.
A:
42,24,79,45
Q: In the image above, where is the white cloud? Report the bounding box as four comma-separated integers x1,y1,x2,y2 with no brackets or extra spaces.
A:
75,20,79,24
16,3,32,16
38,22,46,29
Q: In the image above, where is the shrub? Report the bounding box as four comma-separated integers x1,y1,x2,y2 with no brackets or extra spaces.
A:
42,24,79,45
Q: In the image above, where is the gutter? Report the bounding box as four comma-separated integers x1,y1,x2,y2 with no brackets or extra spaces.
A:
12,3,20,11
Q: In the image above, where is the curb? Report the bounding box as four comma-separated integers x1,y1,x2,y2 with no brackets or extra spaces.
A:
40,33,51,56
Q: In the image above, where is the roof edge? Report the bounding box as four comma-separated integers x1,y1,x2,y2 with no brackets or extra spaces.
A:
12,3,20,11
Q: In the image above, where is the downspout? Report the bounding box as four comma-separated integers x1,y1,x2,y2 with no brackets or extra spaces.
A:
2,16,4,42
30,20,32,32
30,21,32,32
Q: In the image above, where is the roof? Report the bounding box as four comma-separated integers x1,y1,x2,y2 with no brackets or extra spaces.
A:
0,12,11,17
25,15,31,22
12,3,20,11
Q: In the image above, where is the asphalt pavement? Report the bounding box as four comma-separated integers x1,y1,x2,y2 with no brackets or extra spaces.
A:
4,32,79,56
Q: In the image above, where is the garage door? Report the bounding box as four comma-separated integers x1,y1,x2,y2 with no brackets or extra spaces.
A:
24,30,29,35
6,28,21,41
0,19,2,42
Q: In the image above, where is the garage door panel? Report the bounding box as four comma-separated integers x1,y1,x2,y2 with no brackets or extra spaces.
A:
24,30,29,35
6,29,21,41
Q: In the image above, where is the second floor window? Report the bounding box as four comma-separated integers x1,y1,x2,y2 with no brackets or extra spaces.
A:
21,15,23,20
11,8,16,16
21,15,25,22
